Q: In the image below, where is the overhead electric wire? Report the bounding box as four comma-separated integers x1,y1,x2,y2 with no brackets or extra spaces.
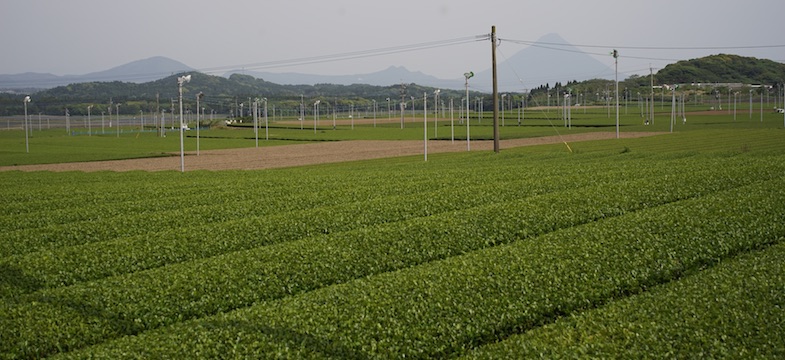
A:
500,37,785,64
501,38,785,51
7,34,489,87
500,39,683,63
496,45,574,152
197,34,489,75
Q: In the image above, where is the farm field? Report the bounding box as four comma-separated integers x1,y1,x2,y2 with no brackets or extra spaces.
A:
2,105,782,167
1,111,784,358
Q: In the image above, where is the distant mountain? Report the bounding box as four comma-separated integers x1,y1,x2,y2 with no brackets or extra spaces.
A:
474,33,615,92
81,56,194,83
2,35,614,92
0,56,194,90
0,72,71,90
223,33,615,92
223,66,464,89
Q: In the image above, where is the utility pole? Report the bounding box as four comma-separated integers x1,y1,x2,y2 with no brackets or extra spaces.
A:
491,25,500,153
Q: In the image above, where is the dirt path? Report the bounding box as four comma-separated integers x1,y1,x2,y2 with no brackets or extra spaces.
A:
0,132,663,172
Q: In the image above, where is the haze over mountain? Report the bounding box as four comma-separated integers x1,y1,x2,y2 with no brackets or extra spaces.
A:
226,33,616,92
0,57,194,90
0,34,647,92
473,33,615,92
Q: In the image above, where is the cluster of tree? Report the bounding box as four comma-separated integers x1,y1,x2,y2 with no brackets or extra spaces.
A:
656,54,785,85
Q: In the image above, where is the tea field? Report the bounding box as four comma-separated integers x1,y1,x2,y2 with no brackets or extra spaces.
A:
1,122,784,358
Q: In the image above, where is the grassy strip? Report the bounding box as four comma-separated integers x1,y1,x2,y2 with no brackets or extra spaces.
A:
463,242,785,359
1,168,780,358
48,178,784,359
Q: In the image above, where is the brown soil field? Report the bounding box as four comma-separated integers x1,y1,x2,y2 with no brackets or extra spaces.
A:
0,132,663,172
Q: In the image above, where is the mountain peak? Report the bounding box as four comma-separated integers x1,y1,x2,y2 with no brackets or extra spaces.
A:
86,56,194,82
0,56,196,89
474,33,614,91
536,33,570,44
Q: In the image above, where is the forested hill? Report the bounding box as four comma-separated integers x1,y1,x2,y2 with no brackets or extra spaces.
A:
655,54,785,85
0,73,464,116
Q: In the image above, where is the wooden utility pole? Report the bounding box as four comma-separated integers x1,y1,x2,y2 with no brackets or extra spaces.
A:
491,25,500,153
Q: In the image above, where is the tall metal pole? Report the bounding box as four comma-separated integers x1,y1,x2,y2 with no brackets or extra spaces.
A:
253,99,259,148
423,92,428,161
401,83,406,130
670,87,676,133
196,92,203,155
23,96,30,153
410,96,415,122
464,71,473,151
567,92,572,128
501,93,506,127
491,25,500,153
450,98,454,144
156,93,161,137
432,95,437,138
650,66,655,125
87,105,93,137
314,100,320,134
400,101,405,129
179,85,185,171
116,104,120,138
177,75,190,172
613,49,619,139
734,92,738,121
728,88,732,114
264,98,269,140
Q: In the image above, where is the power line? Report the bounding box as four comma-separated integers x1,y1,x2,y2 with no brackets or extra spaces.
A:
500,40,683,63
500,38,785,51
500,38,785,64
5,34,489,87
197,34,489,74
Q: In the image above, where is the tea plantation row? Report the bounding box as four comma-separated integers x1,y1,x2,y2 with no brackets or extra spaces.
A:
463,240,785,359
1,141,784,358
46,177,785,358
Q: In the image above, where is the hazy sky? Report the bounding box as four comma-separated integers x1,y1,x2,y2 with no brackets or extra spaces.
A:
2,0,784,84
